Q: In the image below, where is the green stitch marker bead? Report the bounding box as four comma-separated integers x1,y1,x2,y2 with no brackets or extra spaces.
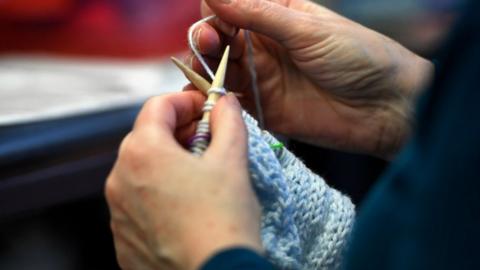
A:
270,142,284,150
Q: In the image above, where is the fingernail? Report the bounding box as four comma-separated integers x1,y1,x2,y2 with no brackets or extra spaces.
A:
184,54,194,68
234,92,244,98
226,92,241,108
194,28,202,51
215,18,238,37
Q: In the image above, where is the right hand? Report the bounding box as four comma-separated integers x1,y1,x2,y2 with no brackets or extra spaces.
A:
189,0,433,159
106,92,262,270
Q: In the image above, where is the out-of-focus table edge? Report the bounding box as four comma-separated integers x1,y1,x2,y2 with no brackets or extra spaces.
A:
0,104,142,219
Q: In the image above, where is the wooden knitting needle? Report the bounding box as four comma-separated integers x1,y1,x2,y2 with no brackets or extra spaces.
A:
171,56,211,94
172,54,253,108
202,45,229,119
188,46,230,155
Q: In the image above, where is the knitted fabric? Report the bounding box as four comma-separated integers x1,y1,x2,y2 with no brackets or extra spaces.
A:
243,112,356,270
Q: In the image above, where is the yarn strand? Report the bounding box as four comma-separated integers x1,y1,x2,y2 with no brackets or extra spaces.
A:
244,30,265,129
182,16,356,270
188,15,216,81
188,15,265,129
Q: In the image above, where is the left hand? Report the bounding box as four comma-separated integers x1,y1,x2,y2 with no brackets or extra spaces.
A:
105,91,263,270
190,0,433,159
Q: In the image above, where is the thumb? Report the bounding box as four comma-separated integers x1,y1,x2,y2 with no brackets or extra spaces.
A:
205,0,305,46
205,93,248,165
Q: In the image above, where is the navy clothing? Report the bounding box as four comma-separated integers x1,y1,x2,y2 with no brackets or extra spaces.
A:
200,249,276,270
344,1,480,269
201,1,480,269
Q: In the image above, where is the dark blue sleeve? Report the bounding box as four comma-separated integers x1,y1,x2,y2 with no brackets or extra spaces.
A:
344,1,480,270
200,248,276,270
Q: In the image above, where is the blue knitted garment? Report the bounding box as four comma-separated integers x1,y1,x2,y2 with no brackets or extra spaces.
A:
243,112,356,270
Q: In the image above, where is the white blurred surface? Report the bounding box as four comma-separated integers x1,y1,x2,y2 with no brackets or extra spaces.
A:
0,55,187,126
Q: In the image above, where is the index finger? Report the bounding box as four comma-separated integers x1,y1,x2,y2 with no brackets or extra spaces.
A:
134,91,206,141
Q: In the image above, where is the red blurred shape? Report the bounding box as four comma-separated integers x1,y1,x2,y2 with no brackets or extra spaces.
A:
0,0,74,21
0,0,201,59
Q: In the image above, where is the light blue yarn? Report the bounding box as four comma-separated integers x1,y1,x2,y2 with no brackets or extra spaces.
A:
188,16,354,267
243,112,356,270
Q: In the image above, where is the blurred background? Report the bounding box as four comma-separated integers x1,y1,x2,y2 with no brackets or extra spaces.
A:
0,0,466,269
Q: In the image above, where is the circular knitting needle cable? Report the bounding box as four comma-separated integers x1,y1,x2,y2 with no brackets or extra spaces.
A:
188,15,265,129
188,15,216,81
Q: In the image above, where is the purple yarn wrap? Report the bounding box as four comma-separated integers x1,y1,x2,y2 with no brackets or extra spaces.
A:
188,133,211,146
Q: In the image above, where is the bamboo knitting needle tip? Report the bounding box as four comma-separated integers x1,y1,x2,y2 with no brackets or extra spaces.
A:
170,46,230,94
188,46,230,156
212,45,230,89
170,56,211,95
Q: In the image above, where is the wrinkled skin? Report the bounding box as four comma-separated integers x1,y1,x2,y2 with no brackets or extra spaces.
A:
107,1,435,269
106,92,262,270
190,0,433,159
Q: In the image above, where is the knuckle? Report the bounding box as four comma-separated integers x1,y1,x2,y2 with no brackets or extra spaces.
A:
248,0,270,14
118,133,133,157
105,176,126,211
144,95,163,110
239,0,272,27
141,96,162,118
136,95,170,127
110,220,119,234
118,133,151,173
116,254,130,270
105,177,118,204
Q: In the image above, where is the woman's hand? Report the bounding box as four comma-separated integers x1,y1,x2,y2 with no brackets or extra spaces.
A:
106,92,262,270
190,0,433,159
